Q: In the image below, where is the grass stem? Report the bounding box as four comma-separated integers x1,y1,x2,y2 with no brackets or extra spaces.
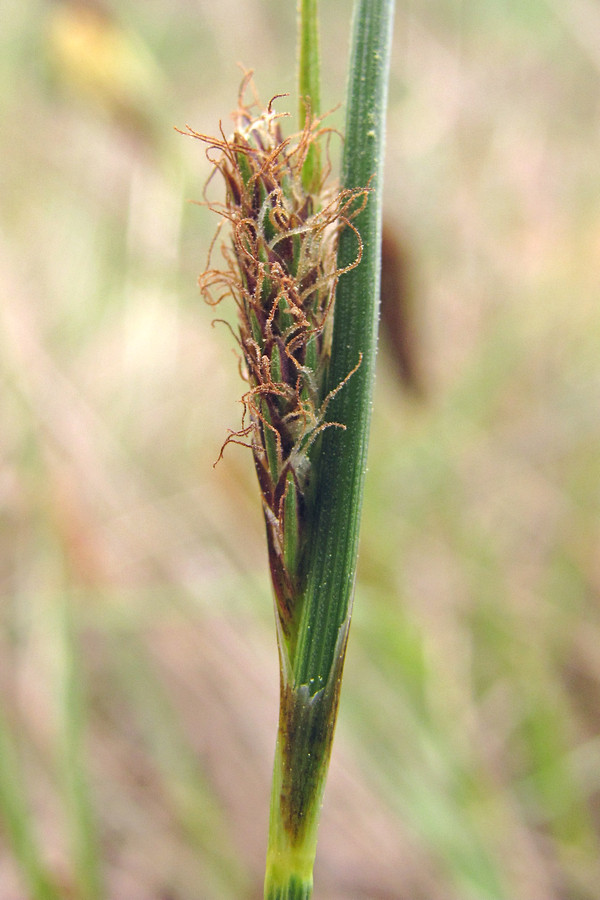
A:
264,2,394,896
298,0,321,192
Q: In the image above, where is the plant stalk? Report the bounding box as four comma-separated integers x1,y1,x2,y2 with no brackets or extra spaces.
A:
264,2,394,897
298,0,321,192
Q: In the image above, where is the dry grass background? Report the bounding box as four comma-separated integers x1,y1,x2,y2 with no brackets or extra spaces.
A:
1,0,600,898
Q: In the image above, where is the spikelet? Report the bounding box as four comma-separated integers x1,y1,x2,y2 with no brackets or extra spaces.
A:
181,76,366,636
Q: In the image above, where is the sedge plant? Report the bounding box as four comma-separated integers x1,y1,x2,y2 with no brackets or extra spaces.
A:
183,1,394,895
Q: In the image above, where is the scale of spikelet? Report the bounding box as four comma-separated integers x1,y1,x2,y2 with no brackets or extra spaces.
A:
181,78,366,645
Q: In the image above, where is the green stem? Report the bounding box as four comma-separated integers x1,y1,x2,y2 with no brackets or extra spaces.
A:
264,2,394,897
298,0,321,192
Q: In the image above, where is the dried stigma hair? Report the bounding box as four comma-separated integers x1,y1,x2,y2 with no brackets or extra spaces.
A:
182,76,366,641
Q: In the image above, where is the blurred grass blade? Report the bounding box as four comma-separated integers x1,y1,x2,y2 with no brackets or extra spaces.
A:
264,2,394,897
58,598,104,900
0,706,62,900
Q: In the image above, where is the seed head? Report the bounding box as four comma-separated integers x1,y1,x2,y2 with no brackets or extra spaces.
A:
182,76,366,635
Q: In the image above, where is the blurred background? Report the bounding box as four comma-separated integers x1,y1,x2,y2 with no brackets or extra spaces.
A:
1,0,600,897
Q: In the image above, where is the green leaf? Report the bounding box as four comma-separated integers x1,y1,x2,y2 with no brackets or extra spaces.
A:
295,0,395,692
